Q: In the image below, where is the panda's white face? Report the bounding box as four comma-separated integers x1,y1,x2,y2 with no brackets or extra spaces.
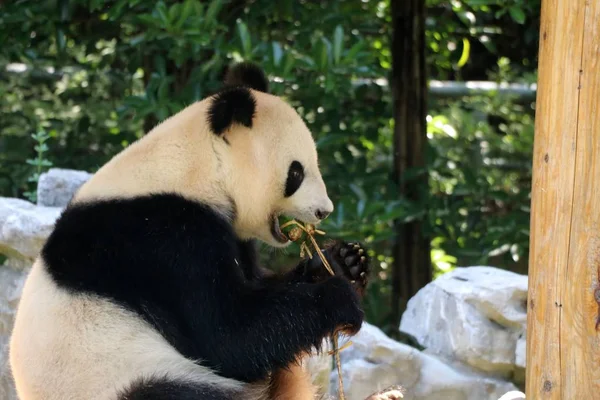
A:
223,91,334,247
72,63,333,249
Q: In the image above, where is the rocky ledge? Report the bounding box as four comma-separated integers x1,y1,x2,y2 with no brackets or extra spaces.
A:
0,169,526,400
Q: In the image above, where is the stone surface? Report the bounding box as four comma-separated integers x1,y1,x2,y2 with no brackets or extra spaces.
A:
400,267,528,381
330,322,518,400
37,168,92,207
0,263,29,400
305,340,333,395
0,190,525,400
498,391,526,400
0,198,62,262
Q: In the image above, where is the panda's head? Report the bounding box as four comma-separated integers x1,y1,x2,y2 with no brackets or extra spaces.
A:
208,63,334,247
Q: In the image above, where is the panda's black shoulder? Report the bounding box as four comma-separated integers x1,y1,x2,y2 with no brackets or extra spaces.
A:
42,193,240,296
41,193,264,371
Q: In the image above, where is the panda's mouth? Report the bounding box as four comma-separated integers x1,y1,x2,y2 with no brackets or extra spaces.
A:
270,214,290,244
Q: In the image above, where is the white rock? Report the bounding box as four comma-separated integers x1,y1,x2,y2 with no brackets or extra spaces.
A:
37,168,92,207
305,340,333,395
400,267,527,380
0,263,29,400
498,391,525,400
0,197,62,262
330,323,517,400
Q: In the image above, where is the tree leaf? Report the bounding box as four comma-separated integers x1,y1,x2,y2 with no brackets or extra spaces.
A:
175,0,194,29
317,37,331,70
333,25,344,65
272,42,283,67
155,1,170,26
467,0,497,5
237,21,252,58
282,53,296,76
344,40,364,63
56,29,66,52
457,38,470,68
205,0,223,26
509,6,526,24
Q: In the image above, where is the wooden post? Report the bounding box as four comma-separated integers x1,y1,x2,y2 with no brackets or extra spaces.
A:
390,0,431,326
527,0,600,398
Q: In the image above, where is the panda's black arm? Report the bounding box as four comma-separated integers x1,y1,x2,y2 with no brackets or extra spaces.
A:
238,239,370,298
42,196,362,385
236,239,343,285
187,267,363,384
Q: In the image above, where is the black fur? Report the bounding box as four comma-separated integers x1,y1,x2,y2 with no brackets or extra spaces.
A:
118,376,237,400
284,161,304,198
208,87,256,135
42,193,364,383
300,240,371,297
224,62,269,93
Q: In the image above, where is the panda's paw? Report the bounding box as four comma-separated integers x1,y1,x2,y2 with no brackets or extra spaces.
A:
327,241,370,296
299,240,371,296
317,275,364,336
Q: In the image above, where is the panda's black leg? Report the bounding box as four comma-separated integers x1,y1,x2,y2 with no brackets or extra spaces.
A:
118,376,240,400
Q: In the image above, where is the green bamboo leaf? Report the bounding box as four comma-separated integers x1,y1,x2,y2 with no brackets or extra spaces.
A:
349,183,367,202
344,40,364,63
157,80,169,101
168,3,180,23
317,37,330,70
509,6,526,24
467,0,497,5
333,25,344,65
205,0,223,25
282,53,295,76
357,199,366,218
336,202,345,226
457,38,470,68
175,0,194,29
237,21,252,58
154,56,167,77
272,42,283,67
129,34,145,46
56,29,66,52
192,0,204,16
155,2,169,26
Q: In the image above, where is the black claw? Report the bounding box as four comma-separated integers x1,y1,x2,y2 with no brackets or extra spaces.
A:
349,265,360,277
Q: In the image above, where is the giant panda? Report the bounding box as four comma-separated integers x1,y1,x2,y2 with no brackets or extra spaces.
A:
9,62,372,400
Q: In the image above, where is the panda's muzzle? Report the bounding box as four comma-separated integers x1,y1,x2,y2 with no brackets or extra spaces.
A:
270,214,289,243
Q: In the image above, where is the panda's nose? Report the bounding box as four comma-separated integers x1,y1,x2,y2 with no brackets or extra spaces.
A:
315,209,331,220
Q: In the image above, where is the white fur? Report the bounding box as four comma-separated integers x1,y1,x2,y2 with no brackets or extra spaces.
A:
10,261,264,400
73,90,333,247
10,89,330,399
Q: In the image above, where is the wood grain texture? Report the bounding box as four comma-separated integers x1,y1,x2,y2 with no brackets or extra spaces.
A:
527,0,600,398
390,0,430,324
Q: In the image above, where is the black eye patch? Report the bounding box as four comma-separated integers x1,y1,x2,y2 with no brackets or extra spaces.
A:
284,161,304,197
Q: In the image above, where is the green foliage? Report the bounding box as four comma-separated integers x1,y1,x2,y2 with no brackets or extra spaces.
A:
0,0,539,331
427,94,534,271
23,130,53,202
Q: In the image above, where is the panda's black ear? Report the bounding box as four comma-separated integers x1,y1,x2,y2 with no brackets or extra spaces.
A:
223,62,269,93
207,87,256,136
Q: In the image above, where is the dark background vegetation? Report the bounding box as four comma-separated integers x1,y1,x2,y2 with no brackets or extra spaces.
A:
0,0,539,336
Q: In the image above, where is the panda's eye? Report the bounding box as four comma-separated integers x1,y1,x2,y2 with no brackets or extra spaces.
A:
284,161,304,197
